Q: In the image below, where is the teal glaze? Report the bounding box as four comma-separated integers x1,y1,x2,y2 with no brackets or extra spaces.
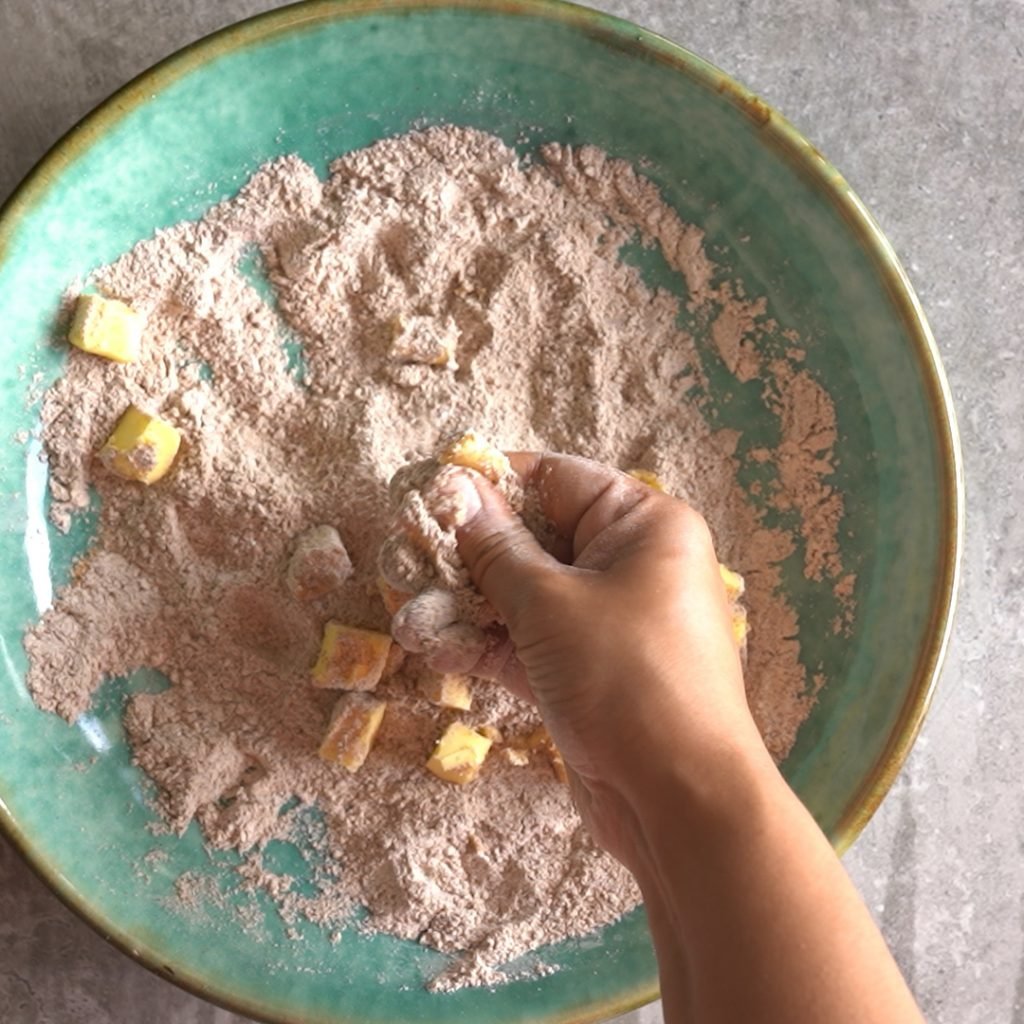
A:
0,2,961,1022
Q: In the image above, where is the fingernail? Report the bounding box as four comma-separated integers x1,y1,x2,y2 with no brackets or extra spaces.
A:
427,622,487,673
429,468,482,529
391,588,460,653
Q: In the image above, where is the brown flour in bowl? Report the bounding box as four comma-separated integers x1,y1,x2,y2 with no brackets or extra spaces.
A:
23,126,846,990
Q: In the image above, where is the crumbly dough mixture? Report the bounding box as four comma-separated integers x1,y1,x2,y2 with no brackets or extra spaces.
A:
23,126,847,990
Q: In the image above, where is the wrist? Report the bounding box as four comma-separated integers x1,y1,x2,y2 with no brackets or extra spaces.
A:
616,716,783,863
599,676,773,811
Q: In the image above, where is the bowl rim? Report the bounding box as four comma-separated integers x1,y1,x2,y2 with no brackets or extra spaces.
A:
0,0,963,1021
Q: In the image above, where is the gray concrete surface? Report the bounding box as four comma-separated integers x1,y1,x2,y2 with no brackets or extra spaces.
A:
1,1,1021,1022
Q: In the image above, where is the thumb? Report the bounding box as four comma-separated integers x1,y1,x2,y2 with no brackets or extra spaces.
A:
446,469,561,626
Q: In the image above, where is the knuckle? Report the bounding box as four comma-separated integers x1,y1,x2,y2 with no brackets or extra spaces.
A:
627,490,715,556
666,497,706,532
664,500,716,555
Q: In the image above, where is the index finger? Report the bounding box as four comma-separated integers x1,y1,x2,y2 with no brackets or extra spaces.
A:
507,451,660,560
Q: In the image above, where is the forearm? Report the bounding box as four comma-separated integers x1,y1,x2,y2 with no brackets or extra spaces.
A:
641,881,692,1023
626,737,924,1024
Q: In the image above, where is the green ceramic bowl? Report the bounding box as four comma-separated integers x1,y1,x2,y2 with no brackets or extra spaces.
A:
0,1,961,1021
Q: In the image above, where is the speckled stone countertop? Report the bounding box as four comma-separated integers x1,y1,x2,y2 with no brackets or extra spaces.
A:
1,2,1021,1022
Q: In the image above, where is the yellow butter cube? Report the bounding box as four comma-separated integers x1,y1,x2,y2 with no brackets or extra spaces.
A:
319,693,387,772
719,564,745,602
426,722,493,785
420,673,473,711
524,725,553,750
382,643,406,681
285,525,352,602
312,622,392,691
377,576,414,616
69,294,144,363
438,431,511,484
390,315,458,368
477,724,503,744
731,604,750,648
521,725,568,783
550,748,569,785
627,468,665,492
98,406,181,484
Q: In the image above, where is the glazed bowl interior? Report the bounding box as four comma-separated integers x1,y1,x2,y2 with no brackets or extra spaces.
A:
0,2,960,1022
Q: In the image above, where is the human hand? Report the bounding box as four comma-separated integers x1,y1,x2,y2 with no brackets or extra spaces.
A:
437,453,767,868
417,457,926,1024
